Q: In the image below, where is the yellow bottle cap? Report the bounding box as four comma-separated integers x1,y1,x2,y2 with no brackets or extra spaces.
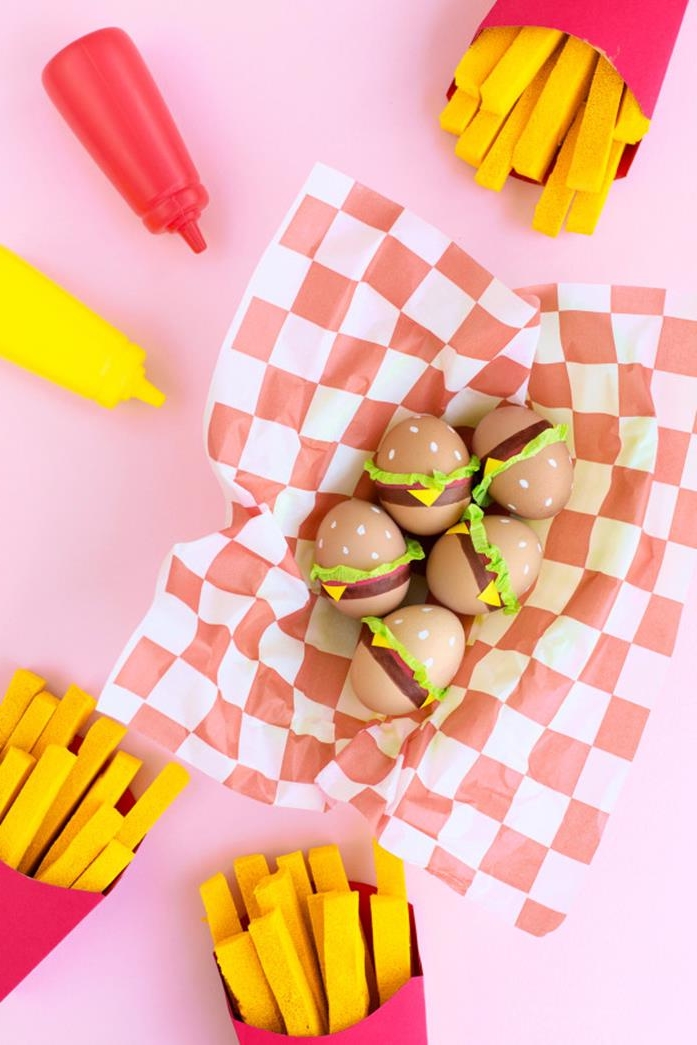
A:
132,374,166,407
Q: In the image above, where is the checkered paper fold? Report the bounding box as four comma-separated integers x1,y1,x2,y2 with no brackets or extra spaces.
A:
100,165,697,935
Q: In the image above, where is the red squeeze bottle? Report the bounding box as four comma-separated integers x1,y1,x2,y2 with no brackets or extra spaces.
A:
43,27,209,253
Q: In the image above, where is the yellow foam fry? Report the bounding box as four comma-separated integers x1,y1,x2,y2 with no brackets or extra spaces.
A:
454,25,520,96
370,893,412,1006
475,54,556,191
39,750,142,870
614,87,650,144
455,109,507,168
32,683,97,758
323,891,370,1033
373,840,407,899
234,853,270,920
439,89,479,136
565,139,625,235
308,844,350,893
249,908,326,1037
0,747,36,821
480,26,565,116
215,932,284,1033
116,761,189,850
0,668,46,748
513,36,597,182
1,692,59,758
254,868,326,1021
72,839,135,893
532,108,585,237
200,872,243,944
18,715,127,875
307,892,328,979
0,746,76,870
277,850,314,922
566,55,624,192
36,804,124,888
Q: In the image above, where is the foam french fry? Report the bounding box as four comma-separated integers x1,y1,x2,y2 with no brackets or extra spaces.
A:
0,746,76,870
308,844,350,893
323,891,370,1033
567,55,625,192
254,868,326,1020
370,893,412,1006
234,853,270,921
1,691,58,758
36,804,124,888
18,715,127,874
39,750,142,869
277,850,314,927
373,840,407,899
513,36,597,182
249,908,326,1037
454,25,520,96
32,683,97,758
480,26,565,116
200,872,243,943
566,139,625,234
116,761,189,850
475,54,556,190
0,747,36,820
0,668,45,748
307,892,327,978
72,839,135,893
439,89,479,136
532,107,585,237
215,932,284,1033
455,109,508,167
614,86,651,144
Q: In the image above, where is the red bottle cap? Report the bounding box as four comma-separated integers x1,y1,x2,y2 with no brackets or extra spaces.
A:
43,28,209,253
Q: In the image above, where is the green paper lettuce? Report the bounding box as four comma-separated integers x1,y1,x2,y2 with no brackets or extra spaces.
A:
471,423,568,506
310,538,424,585
364,457,480,491
361,615,450,705
463,503,520,614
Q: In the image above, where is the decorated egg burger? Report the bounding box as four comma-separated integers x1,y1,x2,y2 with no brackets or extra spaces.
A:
426,504,542,616
310,498,424,619
364,415,479,536
471,404,573,519
350,604,465,717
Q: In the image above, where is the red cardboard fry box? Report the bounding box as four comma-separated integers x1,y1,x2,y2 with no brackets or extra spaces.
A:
473,0,689,177
0,859,103,1001
221,883,427,1045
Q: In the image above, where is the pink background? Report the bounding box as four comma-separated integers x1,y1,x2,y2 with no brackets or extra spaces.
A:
0,1,695,1042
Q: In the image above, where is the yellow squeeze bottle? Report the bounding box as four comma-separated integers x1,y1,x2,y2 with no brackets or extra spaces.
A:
0,246,164,408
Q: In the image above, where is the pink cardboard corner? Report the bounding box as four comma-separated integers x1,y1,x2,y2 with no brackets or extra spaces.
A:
0,859,103,1001
221,882,428,1045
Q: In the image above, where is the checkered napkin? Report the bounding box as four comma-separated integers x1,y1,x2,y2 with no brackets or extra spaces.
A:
100,164,697,935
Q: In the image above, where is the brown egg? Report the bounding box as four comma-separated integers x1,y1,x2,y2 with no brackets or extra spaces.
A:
426,514,542,616
472,405,573,519
349,605,466,717
311,499,423,619
369,415,473,535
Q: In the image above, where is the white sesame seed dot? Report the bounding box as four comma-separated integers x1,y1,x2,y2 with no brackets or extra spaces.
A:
388,448,396,461
430,441,439,453
318,538,324,549
330,520,337,529
409,425,419,434
371,505,381,514
548,458,558,469
421,607,433,613
518,540,527,549
454,450,463,461
519,478,530,489
447,425,456,434
384,529,392,539
523,563,530,576
393,618,403,625
448,635,456,647
537,542,542,553
342,546,349,555
499,518,511,524
418,629,430,640
424,657,434,669
371,551,379,560
544,497,553,507
357,524,366,536
507,503,517,512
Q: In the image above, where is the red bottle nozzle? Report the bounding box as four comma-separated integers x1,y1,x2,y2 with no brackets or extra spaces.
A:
43,28,210,253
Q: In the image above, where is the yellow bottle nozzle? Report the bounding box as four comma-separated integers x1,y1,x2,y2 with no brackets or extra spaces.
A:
132,374,166,407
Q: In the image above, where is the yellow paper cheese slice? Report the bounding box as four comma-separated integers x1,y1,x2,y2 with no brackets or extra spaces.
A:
478,579,502,607
407,487,441,507
322,584,346,601
446,522,470,536
483,456,505,478
371,632,392,649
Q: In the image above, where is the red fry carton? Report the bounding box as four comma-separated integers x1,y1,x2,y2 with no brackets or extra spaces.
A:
221,883,427,1045
474,0,689,176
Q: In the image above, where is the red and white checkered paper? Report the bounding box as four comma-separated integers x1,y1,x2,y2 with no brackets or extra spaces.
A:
100,164,697,935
